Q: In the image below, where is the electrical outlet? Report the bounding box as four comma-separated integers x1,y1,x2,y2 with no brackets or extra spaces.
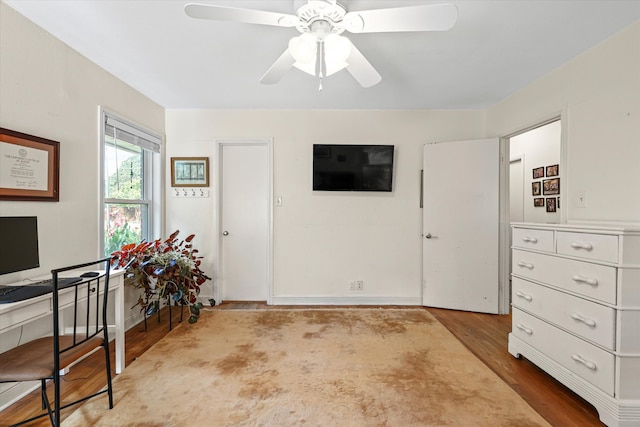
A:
349,280,356,291
356,280,364,291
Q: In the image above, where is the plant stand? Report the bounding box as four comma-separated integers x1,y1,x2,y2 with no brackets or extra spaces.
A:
142,294,184,332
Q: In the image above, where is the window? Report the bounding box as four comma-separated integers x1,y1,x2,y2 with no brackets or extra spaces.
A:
101,111,161,257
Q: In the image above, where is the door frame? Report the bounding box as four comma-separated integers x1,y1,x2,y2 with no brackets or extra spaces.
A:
213,138,274,304
509,153,525,223
498,136,511,314
498,112,566,313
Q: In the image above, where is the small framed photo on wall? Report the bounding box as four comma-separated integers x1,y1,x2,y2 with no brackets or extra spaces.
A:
546,197,557,212
170,157,210,187
546,164,559,177
534,198,544,207
543,178,560,195
532,181,541,196
532,167,544,179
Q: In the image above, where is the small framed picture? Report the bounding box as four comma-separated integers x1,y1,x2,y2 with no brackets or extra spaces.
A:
532,167,544,179
171,157,210,187
532,181,541,196
546,164,559,177
543,178,560,195
534,198,544,207
546,197,557,212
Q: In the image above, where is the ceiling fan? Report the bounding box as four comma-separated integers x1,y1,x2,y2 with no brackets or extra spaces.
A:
184,1,458,89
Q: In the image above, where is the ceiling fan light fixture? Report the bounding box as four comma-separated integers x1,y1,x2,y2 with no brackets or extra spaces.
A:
289,33,317,63
293,60,317,76
289,34,318,76
324,33,351,76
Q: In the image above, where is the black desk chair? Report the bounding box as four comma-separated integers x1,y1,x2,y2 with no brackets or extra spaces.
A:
0,258,114,426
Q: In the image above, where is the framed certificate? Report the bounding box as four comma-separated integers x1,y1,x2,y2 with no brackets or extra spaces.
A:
0,128,60,201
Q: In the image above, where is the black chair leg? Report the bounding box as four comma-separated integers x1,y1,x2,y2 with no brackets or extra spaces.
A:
53,366,61,426
40,379,47,410
103,340,114,409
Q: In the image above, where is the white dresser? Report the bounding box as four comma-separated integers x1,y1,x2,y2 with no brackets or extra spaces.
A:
509,223,640,427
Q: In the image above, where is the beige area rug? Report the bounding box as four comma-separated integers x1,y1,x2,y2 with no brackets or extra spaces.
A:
65,309,550,426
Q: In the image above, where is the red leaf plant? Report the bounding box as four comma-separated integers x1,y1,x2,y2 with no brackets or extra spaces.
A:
111,230,211,324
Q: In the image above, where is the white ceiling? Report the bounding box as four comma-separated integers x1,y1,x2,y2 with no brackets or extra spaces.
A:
4,0,640,109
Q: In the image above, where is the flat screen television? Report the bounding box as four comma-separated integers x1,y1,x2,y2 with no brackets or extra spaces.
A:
313,144,394,192
0,216,40,275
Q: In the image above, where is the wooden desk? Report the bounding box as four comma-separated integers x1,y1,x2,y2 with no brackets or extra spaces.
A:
0,269,126,374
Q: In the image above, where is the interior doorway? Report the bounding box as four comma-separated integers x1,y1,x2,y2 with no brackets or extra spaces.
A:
504,118,562,307
215,139,273,303
508,119,562,224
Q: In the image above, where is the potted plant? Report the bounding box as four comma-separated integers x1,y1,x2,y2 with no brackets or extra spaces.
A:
111,230,212,324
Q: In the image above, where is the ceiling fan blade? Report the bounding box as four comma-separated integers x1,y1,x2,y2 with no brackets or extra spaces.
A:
345,42,381,88
260,49,296,84
184,3,300,27
343,3,458,33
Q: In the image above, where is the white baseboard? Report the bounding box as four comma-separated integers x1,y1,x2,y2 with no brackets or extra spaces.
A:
0,381,39,411
269,296,422,306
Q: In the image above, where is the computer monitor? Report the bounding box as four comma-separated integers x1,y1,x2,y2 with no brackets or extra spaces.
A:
0,216,40,275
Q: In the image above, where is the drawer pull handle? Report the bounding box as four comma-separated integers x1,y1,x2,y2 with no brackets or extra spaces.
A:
517,261,534,269
515,291,533,302
570,242,593,251
571,275,598,286
516,323,533,335
570,313,596,327
522,236,538,243
571,354,597,371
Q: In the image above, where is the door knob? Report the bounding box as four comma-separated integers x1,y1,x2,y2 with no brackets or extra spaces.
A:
425,233,432,239
222,231,229,236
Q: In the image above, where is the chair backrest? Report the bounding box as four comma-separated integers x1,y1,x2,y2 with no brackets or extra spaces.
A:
51,257,112,369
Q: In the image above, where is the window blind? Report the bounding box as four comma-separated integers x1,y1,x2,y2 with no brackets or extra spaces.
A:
105,116,161,153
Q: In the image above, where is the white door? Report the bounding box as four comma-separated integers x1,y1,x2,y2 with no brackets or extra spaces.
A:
219,142,271,301
422,138,500,314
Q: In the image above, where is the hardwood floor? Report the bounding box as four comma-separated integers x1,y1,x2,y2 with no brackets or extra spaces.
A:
0,307,185,427
0,303,604,426
426,307,603,427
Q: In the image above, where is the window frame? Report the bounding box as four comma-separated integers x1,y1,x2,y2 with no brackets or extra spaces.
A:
99,107,162,257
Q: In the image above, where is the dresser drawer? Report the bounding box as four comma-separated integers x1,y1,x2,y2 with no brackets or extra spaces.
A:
512,277,616,350
556,231,619,263
512,228,554,252
512,249,617,304
512,308,615,396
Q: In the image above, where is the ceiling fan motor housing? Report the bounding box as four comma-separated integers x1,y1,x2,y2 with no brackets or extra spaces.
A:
294,0,348,37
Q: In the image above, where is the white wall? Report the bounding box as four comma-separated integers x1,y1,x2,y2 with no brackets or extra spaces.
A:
510,120,561,223
0,3,166,284
165,109,485,303
0,2,165,407
487,21,640,225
